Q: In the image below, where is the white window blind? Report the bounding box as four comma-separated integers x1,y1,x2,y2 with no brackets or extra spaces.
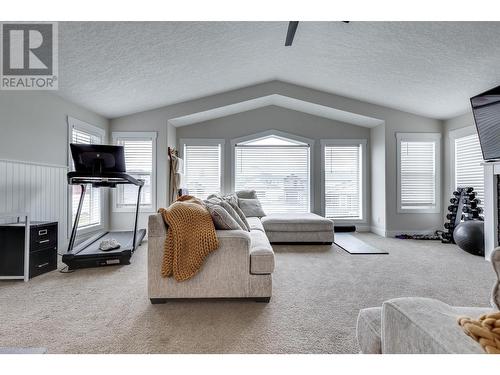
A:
400,140,436,210
234,136,310,214
324,144,362,219
114,134,155,210
184,143,222,200
71,128,102,229
455,133,484,205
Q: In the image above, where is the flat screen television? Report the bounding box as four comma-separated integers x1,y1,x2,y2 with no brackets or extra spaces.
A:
471,85,500,161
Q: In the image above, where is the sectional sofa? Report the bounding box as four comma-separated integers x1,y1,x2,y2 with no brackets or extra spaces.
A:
148,196,334,303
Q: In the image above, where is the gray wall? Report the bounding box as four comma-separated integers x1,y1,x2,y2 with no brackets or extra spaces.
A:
370,124,386,234
176,105,372,227
0,91,110,237
0,92,109,166
110,80,444,235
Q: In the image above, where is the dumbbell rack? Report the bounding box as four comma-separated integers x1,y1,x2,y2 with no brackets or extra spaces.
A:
442,187,483,243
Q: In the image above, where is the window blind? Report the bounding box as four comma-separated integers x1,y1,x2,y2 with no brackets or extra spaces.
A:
115,138,153,208
324,145,362,219
400,140,436,209
234,144,310,213
455,133,484,205
184,144,222,200
71,128,102,228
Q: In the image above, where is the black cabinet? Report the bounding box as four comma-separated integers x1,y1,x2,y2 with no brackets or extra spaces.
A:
0,221,58,279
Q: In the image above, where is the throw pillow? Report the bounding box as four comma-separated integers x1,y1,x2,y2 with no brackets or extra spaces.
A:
238,198,266,218
204,201,243,230
235,189,258,199
208,193,251,232
223,193,251,232
206,197,249,231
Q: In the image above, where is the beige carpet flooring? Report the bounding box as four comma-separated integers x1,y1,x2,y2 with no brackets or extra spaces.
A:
0,233,495,353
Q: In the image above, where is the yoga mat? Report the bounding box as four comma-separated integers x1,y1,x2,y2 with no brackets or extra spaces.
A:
334,233,388,255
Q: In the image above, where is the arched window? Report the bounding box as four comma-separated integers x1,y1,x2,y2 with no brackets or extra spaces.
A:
234,133,311,213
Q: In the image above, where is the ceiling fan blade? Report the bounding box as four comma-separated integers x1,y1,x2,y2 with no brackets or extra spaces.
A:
285,21,299,46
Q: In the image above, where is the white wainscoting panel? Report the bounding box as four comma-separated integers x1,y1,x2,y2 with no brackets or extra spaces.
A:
0,159,68,247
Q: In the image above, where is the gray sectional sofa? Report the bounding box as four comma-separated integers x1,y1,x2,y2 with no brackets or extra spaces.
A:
148,204,334,303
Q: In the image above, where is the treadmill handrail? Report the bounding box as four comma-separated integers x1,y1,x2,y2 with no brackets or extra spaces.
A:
67,171,144,186
66,171,145,257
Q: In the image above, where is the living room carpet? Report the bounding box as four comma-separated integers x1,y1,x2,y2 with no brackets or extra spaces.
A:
0,233,495,354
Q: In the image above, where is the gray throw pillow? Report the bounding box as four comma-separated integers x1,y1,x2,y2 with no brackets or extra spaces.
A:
208,193,251,232
238,198,266,218
204,201,242,230
223,193,251,231
236,189,258,199
206,197,248,231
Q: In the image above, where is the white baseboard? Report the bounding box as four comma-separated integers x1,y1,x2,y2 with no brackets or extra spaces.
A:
355,225,371,232
370,226,387,237
384,229,440,238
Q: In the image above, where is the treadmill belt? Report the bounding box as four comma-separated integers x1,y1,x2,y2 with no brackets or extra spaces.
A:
76,231,136,255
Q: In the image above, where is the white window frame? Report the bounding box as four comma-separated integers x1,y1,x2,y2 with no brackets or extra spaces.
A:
230,129,314,213
449,126,483,198
320,139,368,223
67,116,106,236
396,132,441,214
111,131,157,213
180,138,225,197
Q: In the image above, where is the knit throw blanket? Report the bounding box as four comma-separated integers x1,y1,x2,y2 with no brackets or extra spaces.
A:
159,195,219,281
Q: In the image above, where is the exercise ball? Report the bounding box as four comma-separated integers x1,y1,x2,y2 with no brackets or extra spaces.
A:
453,221,484,256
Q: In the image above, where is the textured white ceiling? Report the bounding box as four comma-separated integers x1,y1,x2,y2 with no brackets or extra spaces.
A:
57,22,500,119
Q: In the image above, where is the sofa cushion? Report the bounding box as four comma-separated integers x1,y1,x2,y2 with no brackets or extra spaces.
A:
238,198,266,218
261,213,334,232
249,230,274,274
357,307,382,354
236,189,258,199
382,297,492,354
266,230,334,243
246,217,265,232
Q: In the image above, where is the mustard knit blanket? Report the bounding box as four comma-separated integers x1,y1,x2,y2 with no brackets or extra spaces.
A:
159,195,219,281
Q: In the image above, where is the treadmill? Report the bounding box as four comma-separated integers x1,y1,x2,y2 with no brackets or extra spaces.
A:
62,144,147,270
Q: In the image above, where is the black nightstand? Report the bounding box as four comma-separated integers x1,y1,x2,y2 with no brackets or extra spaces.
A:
0,221,58,279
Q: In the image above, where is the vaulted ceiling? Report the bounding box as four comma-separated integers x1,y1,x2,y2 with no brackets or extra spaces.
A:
57,21,500,119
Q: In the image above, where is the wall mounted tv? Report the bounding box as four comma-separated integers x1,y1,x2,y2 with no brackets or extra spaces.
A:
471,85,500,161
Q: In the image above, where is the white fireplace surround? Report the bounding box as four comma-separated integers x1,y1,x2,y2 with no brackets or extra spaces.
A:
483,161,500,261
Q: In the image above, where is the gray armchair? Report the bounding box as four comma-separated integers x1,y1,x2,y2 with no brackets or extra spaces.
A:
356,248,500,354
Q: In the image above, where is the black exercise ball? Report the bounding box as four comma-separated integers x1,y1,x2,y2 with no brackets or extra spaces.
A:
453,221,484,256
